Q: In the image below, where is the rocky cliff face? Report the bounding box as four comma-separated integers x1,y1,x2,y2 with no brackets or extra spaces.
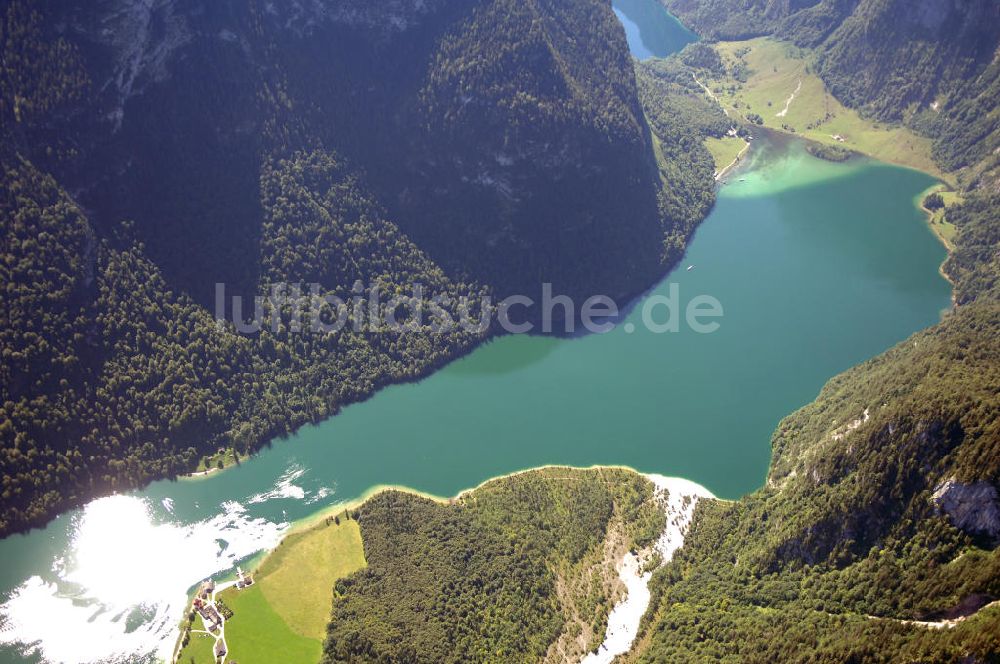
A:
279,0,453,33
933,479,1000,540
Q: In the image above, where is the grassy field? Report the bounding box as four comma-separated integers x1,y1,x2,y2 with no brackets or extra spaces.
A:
217,584,322,664
706,39,948,182
175,517,366,663
704,136,748,176
650,118,747,181
257,518,366,639
179,630,217,664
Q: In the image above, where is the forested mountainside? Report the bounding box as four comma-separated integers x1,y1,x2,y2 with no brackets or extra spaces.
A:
10,0,669,307
663,0,1000,180
634,55,730,259
322,468,665,664
0,0,716,537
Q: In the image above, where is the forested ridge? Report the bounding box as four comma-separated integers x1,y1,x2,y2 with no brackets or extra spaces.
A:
0,0,720,536
322,468,665,663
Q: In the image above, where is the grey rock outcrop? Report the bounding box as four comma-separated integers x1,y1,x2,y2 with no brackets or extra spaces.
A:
932,480,1000,539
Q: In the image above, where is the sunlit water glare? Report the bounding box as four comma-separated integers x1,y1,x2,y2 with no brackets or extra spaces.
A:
0,492,290,663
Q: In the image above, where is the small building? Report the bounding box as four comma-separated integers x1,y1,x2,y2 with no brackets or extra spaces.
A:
235,566,254,589
198,579,215,600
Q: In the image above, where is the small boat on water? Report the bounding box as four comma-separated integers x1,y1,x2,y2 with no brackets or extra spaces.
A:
739,178,746,182
686,265,696,271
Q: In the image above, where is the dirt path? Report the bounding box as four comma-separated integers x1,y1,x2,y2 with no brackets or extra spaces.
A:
691,74,751,181
870,600,1000,630
211,582,235,663
175,581,236,663
692,74,729,117
776,79,802,118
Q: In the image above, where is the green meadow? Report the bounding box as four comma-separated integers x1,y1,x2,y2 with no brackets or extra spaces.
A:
217,585,321,664
179,630,217,664
704,136,748,175
706,38,947,182
257,517,367,639
919,186,964,250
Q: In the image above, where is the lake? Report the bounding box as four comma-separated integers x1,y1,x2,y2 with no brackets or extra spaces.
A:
0,5,952,663
613,0,698,60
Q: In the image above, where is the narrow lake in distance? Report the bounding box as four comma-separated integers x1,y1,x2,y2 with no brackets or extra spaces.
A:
0,6,952,663
613,0,698,59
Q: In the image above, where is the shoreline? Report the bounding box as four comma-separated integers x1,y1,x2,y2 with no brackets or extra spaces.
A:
232,463,736,597
170,464,723,662
269,462,729,544
714,140,752,181
171,195,724,489
915,183,960,306
223,464,686,590
695,38,953,186
179,466,224,481
3,154,724,535
916,183,958,252
175,465,720,664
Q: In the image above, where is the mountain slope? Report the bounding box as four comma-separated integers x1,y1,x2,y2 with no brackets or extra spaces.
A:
28,0,674,305
0,0,718,536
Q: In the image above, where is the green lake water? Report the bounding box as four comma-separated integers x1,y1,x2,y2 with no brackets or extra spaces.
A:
0,8,952,663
